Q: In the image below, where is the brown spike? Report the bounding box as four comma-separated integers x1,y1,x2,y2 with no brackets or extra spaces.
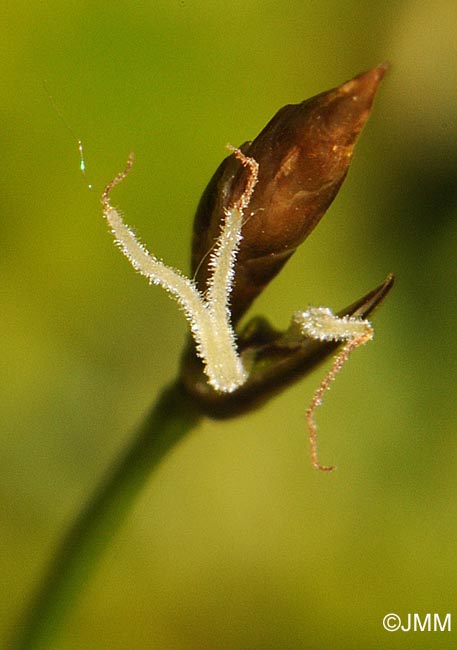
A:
192,65,387,321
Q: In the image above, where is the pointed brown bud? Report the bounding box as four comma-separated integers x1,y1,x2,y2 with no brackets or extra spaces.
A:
192,64,387,321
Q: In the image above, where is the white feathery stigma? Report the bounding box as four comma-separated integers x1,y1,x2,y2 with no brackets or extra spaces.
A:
101,148,258,393
101,149,375,472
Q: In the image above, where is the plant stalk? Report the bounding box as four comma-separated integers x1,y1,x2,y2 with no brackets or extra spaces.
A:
11,380,202,650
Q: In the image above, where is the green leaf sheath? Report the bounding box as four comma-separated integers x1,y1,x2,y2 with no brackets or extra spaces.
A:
11,381,202,650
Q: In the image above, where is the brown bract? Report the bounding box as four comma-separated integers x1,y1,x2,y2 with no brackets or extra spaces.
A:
181,273,394,417
192,64,387,322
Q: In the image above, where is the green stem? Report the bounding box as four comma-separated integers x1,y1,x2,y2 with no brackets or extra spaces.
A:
11,380,202,650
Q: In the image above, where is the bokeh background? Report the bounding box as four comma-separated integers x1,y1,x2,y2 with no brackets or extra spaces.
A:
2,1,457,648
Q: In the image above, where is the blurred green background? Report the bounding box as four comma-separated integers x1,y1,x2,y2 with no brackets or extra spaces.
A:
1,1,457,648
